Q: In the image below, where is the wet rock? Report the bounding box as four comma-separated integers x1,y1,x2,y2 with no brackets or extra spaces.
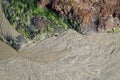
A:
14,35,27,50
5,35,27,50
28,25,38,39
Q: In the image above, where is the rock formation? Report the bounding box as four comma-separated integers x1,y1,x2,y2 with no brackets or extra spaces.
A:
37,0,120,32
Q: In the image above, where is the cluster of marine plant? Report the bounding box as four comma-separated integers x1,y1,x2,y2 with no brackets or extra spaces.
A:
2,0,81,41
107,26,120,33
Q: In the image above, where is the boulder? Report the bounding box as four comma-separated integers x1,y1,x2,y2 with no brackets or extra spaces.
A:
0,29,120,80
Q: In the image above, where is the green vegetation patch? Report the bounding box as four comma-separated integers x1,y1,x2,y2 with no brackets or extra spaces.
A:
107,26,120,33
2,0,81,41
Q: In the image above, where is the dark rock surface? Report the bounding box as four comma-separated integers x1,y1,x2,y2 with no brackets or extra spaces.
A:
0,29,120,80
